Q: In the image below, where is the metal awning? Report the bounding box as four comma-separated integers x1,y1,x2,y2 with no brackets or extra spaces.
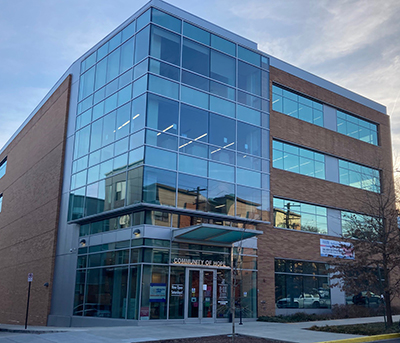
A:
172,224,263,245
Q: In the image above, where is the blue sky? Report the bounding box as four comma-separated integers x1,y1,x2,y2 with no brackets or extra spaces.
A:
1,0,400,161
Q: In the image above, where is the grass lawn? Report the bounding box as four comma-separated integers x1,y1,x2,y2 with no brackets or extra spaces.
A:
308,322,400,335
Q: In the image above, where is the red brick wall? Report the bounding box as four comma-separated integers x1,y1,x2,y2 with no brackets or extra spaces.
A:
0,76,71,325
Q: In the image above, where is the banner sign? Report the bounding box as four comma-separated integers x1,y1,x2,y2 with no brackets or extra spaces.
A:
320,239,354,259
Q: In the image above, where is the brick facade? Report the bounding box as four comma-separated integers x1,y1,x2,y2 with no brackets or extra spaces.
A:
0,76,71,325
256,67,395,316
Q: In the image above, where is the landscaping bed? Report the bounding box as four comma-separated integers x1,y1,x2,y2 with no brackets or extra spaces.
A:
308,322,400,335
142,335,287,343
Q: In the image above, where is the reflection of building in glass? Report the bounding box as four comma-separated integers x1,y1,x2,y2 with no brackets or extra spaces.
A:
0,0,395,327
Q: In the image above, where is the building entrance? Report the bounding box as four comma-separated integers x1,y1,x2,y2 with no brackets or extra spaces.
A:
185,269,216,322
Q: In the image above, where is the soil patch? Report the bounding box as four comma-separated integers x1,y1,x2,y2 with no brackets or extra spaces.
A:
142,334,288,343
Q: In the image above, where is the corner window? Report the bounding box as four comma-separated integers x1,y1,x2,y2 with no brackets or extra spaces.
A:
0,158,7,179
0,194,3,213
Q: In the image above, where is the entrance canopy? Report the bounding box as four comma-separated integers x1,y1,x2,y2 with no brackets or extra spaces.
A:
172,224,263,245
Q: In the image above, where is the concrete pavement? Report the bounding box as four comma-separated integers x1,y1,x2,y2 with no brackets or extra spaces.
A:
0,315,399,343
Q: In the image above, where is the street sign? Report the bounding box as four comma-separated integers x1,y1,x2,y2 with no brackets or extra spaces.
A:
27,273,33,282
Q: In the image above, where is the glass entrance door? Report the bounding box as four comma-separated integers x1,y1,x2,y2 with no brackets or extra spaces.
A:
186,269,216,322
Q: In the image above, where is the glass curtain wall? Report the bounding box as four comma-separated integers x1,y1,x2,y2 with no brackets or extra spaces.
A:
69,6,270,223
74,238,258,320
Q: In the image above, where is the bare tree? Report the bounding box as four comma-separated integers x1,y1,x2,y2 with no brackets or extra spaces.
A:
329,170,400,326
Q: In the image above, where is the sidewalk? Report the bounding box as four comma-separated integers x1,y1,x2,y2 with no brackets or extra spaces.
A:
0,315,399,343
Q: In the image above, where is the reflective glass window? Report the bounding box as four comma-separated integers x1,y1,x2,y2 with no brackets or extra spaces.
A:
211,34,236,56
85,267,128,318
135,26,150,63
181,86,208,110
143,166,176,206
210,50,235,86
238,91,262,110
237,153,261,171
275,259,330,309
179,155,207,177
115,103,131,140
179,138,208,159
146,129,178,150
128,146,144,168
183,38,210,76
237,105,261,126
150,25,181,66
337,110,378,145
74,126,90,159
130,94,146,134
209,147,235,165
117,84,132,106
272,85,324,127
237,186,261,220
137,8,151,31
76,109,92,130
107,48,121,82
81,51,96,74
115,137,129,155
273,198,328,234
132,74,147,98
177,173,208,212
238,61,261,96
341,211,380,238
145,146,177,170
147,94,178,134
130,129,145,149
339,159,380,192
79,67,95,100
273,140,325,180
133,59,148,80
152,8,181,33
180,104,208,142
209,162,234,183
237,168,261,188
122,20,135,42
237,122,261,156
109,32,122,52
95,58,107,90
209,96,235,118
102,111,116,146
183,22,210,45
127,166,143,205
182,71,209,92
149,58,179,81
148,74,179,99
120,38,134,73
238,46,261,66
210,81,235,101
209,113,235,148
208,180,234,216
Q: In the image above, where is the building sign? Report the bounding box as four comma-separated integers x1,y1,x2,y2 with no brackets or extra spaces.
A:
149,283,167,302
320,239,354,259
172,258,227,268
171,284,183,296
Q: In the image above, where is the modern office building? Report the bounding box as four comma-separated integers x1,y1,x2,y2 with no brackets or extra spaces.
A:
0,0,394,327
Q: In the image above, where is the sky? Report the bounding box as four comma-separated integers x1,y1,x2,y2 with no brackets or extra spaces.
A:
1,0,400,163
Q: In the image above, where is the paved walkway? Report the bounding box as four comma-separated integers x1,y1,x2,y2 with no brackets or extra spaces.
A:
0,315,399,343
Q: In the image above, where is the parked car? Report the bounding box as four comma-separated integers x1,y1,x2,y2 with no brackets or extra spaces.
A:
276,293,329,309
352,291,381,307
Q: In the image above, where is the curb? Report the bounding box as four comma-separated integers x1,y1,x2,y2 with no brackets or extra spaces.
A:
317,332,400,343
0,328,65,334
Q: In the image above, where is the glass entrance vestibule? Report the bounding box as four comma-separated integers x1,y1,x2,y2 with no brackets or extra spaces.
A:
73,237,258,322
